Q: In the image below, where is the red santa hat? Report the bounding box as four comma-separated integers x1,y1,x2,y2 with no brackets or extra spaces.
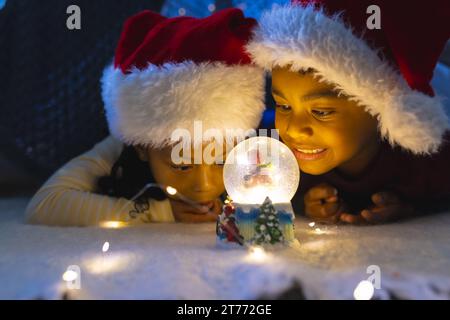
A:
246,0,450,154
101,9,265,147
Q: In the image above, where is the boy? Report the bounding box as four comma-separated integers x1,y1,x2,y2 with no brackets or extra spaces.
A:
247,0,450,224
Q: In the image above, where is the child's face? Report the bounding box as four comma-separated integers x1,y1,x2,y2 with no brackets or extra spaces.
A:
272,67,379,175
146,144,225,205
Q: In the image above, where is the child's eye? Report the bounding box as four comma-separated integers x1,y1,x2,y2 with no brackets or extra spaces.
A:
275,104,292,113
171,165,193,171
312,109,335,117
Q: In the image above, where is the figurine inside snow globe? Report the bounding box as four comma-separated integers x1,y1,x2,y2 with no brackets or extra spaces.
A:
216,136,300,246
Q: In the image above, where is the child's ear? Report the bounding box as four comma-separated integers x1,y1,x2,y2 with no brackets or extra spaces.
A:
134,146,149,162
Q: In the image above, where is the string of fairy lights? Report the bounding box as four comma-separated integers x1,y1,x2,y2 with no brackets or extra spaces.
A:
61,221,374,299
60,179,375,299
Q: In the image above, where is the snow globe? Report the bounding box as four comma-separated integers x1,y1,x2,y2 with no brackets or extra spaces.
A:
216,136,300,246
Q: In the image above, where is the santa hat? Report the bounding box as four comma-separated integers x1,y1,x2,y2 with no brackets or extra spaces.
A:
246,0,450,154
101,9,265,148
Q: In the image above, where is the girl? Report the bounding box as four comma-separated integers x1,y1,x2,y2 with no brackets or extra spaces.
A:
25,8,266,226
247,0,450,224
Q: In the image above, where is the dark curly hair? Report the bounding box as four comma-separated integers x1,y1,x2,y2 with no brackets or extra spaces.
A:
97,145,167,202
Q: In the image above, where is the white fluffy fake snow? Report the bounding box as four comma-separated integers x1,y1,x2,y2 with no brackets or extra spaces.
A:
1,197,450,300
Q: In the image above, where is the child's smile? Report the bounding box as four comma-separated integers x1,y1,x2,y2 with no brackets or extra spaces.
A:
271,67,380,176
292,147,328,161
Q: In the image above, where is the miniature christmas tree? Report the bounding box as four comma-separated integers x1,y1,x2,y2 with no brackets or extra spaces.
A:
253,197,284,245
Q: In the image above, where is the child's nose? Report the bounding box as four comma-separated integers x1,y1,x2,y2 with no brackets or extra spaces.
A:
285,114,314,141
192,165,214,192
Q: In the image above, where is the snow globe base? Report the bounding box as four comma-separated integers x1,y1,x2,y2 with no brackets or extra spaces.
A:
216,196,295,247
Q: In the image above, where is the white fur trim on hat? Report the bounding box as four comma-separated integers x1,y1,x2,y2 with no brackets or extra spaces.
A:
246,5,449,154
101,61,266,148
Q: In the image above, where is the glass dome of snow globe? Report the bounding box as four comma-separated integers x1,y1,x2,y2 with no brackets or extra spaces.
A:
223,136,300,205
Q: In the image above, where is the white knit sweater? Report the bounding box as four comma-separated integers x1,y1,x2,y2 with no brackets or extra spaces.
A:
25,136,174,226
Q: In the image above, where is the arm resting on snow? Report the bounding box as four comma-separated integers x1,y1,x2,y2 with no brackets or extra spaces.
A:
25,136,174,226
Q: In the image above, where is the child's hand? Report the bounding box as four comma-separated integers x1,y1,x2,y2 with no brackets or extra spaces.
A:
340,192,414,224
170,198,221,223
304,183,345,223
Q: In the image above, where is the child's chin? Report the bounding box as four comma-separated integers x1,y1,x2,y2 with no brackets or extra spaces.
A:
299,161,333,175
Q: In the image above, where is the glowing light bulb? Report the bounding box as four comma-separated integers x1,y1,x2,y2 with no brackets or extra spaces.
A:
166,186,178,195
309,222,315,227
246,246,269,263
84,253,132,275
62,270,78,282
353,280,375,300
223,137,299,204
207,4,216,12
99,221,125,229
102,241,110,253
314,227,326,235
